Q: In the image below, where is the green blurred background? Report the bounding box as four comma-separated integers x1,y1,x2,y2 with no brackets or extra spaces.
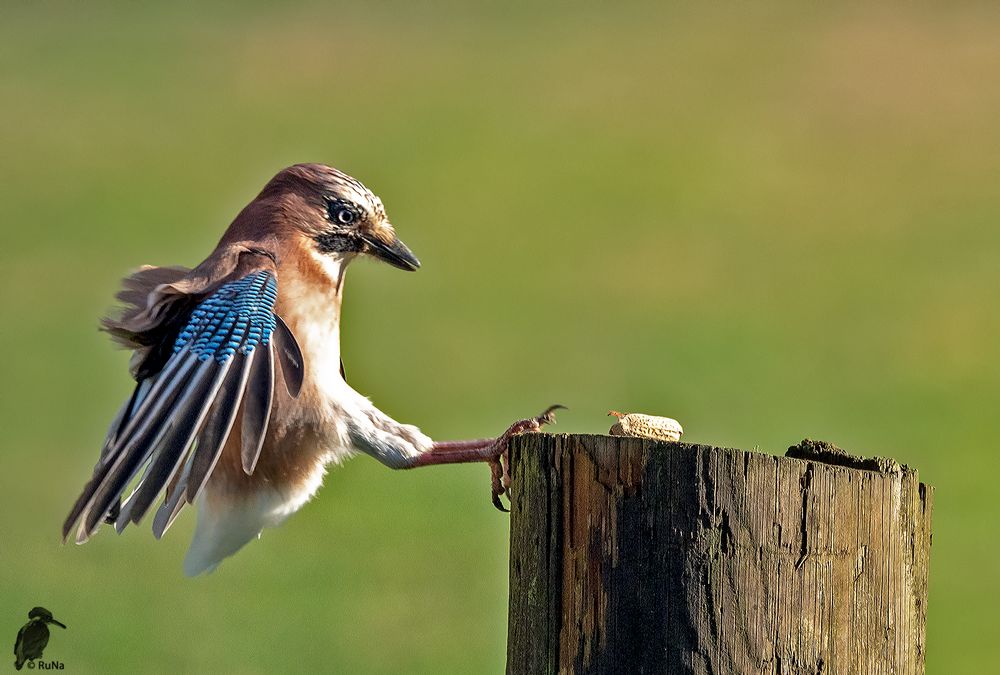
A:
2,1,998,672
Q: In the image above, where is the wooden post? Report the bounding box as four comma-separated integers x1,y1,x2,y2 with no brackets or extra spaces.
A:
506,434,933,674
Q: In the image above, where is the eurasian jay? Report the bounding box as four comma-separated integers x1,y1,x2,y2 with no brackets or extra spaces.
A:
63,163,560,575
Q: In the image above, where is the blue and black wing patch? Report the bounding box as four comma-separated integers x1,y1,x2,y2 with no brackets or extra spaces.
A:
63,270,303,543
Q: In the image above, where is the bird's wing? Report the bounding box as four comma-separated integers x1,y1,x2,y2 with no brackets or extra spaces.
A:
64,256,303,543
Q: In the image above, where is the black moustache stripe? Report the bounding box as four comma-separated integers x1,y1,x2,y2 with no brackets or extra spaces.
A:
314,232,364,255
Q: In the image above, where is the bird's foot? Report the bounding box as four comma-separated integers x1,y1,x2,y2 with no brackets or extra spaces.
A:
488,404,565,511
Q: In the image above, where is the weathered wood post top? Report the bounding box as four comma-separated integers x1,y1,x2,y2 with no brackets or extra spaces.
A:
506,434,933,675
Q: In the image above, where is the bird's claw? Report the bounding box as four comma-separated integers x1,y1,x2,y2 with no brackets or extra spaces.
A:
490,404,565,511
535,404,567,427
490,460,509,512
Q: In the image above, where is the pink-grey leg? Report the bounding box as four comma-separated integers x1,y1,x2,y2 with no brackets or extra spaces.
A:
405,405,564,510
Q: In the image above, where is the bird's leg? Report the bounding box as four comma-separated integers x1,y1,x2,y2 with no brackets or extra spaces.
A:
406,405,564,510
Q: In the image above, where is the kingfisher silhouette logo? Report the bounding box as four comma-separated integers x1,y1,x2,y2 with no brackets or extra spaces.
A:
13,607,65,670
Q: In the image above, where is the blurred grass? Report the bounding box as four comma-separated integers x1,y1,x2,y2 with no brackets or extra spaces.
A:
1,1,998,671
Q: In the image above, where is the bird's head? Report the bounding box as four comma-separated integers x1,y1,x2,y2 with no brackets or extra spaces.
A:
252,163,420,272
27,607,66,629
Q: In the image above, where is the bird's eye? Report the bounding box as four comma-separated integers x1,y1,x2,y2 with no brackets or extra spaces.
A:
336,208,356,225
326,199,359,226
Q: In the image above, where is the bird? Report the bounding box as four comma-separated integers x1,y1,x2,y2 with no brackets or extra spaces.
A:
13,607,65,670
63,163,561,576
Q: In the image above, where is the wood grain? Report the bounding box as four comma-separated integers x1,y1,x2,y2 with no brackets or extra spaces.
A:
506,434,933,675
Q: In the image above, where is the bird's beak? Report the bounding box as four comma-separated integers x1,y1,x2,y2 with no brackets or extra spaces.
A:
50,619,66,629
362,232,421,271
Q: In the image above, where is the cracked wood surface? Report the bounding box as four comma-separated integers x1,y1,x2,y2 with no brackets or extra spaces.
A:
506,434,933,675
